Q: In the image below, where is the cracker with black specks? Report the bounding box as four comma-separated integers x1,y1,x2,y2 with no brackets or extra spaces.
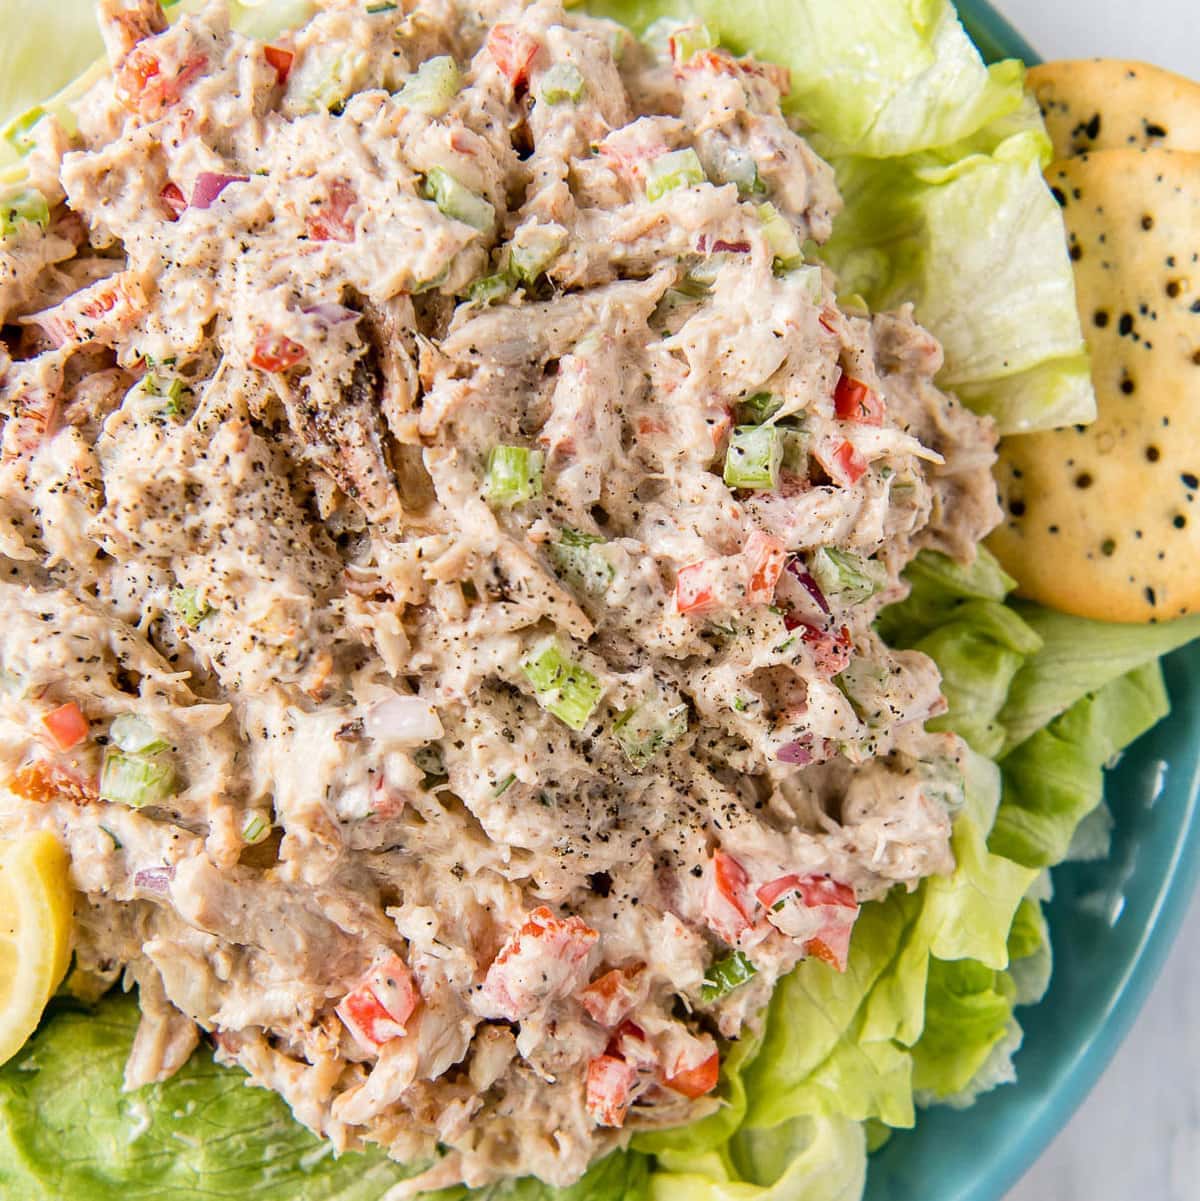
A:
1028,60,1200,159
988,148,1200,623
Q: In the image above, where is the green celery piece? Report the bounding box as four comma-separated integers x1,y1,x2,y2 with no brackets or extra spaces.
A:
521,639,602,731
396,55,460,116
99,749,175,808
667,22,715,65
3,105,44,155
809,547,886,605
700,950,758,1003
646,148,705,202
484,445,543,507
757,201,803,271
548,528,614,597
466,271,515,304
539,62,586,104
613,699,688,767
724,425,782,490
422,166,495,231
241,810,271,844
108,714,168,755
737,391,783,425
171,585,216,629
510,222,567,283
0,188,48,238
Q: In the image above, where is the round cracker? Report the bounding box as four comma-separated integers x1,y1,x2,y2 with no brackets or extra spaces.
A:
988,148,1200,623
1028,60,1200,159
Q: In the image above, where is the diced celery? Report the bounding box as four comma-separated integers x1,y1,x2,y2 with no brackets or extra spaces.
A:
0,189,49,239
485,445,543,507
809,546,887,605
466,271,515,304
737,391,783,425
781,427,810,476
548,528,614,597
241,810,272,844
835,658,893,727
613,699,688,768
109,715,169,755
724,425,782,490
422,167,495,231
706,145,765,198
539,62,585,105
2,106,46,157
366,2,398,12
171,585,216,629
669,22,716,66
295,50,366,114
646,149,706,202
510,222,567,283
99,749,175,808
700,949,758,1003
397,56,461,116
758,202,804,272
794,263,824,302
521,639,603,731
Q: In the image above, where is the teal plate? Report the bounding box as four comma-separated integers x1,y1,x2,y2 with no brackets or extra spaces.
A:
866,6,1200,1200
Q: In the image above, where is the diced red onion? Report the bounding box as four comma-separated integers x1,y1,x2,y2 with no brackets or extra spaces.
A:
191,172,249,210
777,741,813,766
711,239,751,253
364,694,444,745
302,302,360,328
133,865,175,894
786,562,831,615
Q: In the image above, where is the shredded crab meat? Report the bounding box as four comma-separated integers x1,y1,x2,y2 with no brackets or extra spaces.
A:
0,0,1003,1190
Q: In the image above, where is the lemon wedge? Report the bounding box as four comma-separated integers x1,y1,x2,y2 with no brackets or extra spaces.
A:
0,830,73,1067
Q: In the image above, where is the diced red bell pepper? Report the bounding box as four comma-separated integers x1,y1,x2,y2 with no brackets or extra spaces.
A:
675,560,721,617
586,1053,638,1127
42,702,90,752
578,965,644,1028
663,1049,720,1099
703,850,755,943
336,954,419,1052
819,439,868,487
834,375,885,427
116,48,207,118
306,180,358,243
250,330,307,373
487,24,539,88
797,623,853,677
263,44,294,85
743,530,787,605
756,873,859,972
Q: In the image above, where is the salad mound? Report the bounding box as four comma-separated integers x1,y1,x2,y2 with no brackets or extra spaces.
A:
2,3,1199,1201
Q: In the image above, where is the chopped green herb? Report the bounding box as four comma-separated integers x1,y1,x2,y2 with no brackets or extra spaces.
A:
492,773,517,797
98,825,122,851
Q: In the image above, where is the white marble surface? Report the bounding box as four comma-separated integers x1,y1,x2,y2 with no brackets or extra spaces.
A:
991,9,1200,1201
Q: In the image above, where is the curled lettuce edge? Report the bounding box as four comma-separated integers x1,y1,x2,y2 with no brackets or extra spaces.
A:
0,1,1187,1200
